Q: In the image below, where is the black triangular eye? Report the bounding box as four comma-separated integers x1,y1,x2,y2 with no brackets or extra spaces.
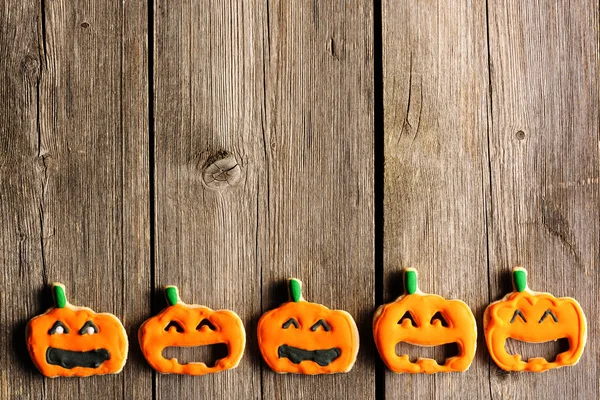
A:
48,321,70,335
78,321,99,335
282,318,299,329
164,321,184,333
510,309,527,323
539,309,558,323
430,312,449,327
310,319,331,332
398,311,417,327
197,319,217,331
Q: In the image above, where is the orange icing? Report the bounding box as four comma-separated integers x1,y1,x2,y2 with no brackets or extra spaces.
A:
484,269,587,372
138,287,245,375
257,279,359,375
373,269,476,374
26,286,128,377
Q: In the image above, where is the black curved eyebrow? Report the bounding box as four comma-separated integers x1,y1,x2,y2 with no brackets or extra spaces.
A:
398,311,417,327
164,320,184,332
282,318,299,329
430,311,449,327
510,309,527,323
539,310,558,323
78,321,99,335
310,319,331,332
197,319,217,331
48,321,69,335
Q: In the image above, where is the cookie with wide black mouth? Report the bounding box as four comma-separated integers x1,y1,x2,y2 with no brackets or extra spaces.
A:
46,348,111,369
26,283,129,378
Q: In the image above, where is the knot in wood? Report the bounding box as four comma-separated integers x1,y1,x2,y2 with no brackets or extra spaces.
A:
21,55,40,80
202,152,242,189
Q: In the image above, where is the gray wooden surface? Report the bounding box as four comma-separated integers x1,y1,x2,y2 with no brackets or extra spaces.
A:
382,0,491,398
0,0,151,399
0,0,598,399
486,1,599,399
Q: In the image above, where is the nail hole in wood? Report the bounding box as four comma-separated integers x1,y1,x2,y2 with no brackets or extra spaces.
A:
516,130,525,140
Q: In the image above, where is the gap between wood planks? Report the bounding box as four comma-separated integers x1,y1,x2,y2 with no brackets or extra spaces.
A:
148,0,157,398
373,1,385,399
142,1,497,399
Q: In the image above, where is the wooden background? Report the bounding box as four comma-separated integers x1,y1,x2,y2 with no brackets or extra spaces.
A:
0,0,597,399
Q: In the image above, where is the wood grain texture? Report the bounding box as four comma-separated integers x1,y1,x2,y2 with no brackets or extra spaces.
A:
487,1,599,399
153,0,373,398
153,0,265,398
259,1,374,399
0,2,47,397
382,0,491,398
0,0,150,398
1,0,597,398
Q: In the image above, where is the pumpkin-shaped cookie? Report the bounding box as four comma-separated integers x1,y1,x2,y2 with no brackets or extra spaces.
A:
138,286,245,375
484,267,587,372
26,283,128,377
257,278,359,374
373,268,476,373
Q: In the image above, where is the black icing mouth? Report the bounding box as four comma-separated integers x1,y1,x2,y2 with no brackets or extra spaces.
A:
278,344,341,366
46,347,110,369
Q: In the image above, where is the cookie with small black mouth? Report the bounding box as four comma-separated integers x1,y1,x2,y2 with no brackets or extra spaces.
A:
257,278,359,374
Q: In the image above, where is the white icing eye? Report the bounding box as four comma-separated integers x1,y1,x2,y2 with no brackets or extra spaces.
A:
54,325,64,335
78,321,99,335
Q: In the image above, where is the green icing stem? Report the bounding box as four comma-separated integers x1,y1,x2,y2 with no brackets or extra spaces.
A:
513,269,528,293
165,286,180,306
53,284,67,309
288,279,302,302
404,269,418,295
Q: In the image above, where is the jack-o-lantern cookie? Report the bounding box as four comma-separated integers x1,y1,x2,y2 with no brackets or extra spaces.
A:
26,283,128,377
257,278,359,374
373,268,477,373
138,286,245,375
484,267,587,372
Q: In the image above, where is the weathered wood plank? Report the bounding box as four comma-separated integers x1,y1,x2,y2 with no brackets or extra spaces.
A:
0,2,47,397
0,0,150,398
153,1,265,398
120,0,151,398
259,1,375,399
382,0,491,398
154,0,374,398
487,1,599,399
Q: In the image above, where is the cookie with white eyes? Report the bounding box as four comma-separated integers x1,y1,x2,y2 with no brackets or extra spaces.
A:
26,283,128,377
